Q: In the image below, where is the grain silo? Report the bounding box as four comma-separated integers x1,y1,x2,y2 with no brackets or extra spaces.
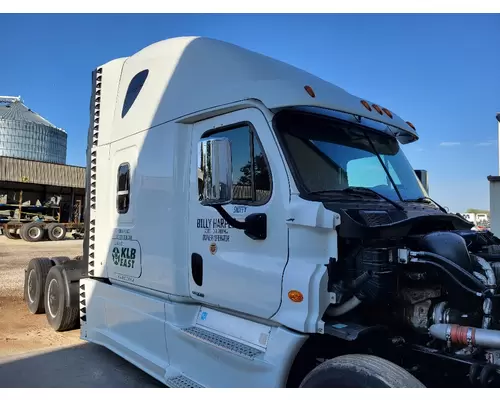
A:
0,96,67,164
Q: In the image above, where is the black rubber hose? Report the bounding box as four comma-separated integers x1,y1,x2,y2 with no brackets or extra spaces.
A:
412,259,483,297
413,251,486,290
350,271,372,290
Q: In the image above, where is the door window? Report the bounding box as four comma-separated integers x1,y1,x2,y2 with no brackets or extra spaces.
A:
204,124,272,205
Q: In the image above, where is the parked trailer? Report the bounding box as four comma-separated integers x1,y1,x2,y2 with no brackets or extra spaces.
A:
3,221,84,242
1,197,84,241
23,36,500,388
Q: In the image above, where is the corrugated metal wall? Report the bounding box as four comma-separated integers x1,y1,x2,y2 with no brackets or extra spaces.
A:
0,156,85,188
0,120,67,164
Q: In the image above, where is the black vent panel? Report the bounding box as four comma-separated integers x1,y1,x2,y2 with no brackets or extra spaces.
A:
359,210,392,227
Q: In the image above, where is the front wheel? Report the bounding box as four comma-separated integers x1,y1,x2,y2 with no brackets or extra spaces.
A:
299,354,425,388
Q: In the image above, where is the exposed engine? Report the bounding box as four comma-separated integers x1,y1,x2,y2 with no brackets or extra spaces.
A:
325,211,500,384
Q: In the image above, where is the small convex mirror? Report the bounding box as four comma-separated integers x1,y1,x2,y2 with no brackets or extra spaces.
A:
197,138,233,206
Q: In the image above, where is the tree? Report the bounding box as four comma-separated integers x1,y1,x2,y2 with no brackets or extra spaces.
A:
237,154,270,190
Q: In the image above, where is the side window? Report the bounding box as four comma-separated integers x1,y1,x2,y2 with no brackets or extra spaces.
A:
122,70,149,118
206,124,272,205
117,163,130,214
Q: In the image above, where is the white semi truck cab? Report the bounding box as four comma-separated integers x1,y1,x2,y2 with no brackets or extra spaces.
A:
24,37,500,388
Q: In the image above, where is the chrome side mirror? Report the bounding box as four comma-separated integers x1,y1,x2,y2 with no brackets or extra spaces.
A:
197,138,233,206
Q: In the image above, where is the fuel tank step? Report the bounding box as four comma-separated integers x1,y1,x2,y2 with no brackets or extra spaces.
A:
181,326,264,359
165,374,204,388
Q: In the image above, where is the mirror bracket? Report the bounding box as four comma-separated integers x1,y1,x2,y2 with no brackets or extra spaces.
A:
213,205,267,240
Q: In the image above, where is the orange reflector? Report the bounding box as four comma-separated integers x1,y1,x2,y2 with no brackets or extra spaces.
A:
360,100,372,111
382,108,393,119
304,85,316,98
406,121,416,130
288,290,304,303
372,104,383,115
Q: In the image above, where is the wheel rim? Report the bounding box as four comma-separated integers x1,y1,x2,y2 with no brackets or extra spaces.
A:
27,269,36,303
52,227,64,239
47,278,60,318
28,227,42,239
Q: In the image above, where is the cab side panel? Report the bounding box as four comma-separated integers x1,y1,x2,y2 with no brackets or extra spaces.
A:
104,122,192,297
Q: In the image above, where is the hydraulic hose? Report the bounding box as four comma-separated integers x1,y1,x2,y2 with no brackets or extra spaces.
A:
411,259,483,297
411,251,487,290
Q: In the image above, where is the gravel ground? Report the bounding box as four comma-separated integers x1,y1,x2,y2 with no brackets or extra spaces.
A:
0,236,83,356
0,235,165,387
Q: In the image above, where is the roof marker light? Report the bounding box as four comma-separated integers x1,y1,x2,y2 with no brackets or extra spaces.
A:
372,104,383,115
406,121,416,130
360,100,372,111
382,108,393,119
304,86,316,98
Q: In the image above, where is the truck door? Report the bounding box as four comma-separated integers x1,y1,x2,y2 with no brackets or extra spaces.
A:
188,108,289,319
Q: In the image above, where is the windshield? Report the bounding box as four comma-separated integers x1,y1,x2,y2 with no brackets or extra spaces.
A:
274,110,427,202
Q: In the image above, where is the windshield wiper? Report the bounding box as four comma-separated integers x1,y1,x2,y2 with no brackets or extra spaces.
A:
307,187,404,211
403,196,448,213
342,187,405,211
307,189,365,199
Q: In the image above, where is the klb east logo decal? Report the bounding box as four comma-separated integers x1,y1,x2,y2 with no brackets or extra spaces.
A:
112,246,136,268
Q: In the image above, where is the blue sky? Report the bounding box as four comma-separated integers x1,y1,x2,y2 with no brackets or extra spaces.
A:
1,14,499,212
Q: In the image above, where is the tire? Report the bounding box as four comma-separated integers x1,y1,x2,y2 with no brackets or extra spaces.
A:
51,256,70,266
20,222,45,242
24,258,53,314
44,265,79,331
299,354,426,388
47,223,67,241
3,226,19,239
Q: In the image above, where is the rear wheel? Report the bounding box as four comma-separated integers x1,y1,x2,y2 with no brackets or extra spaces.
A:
3,226,19,239
24,258,53,314
20,222,45,242
299,354,425,388
44,265,79,331
47,223,67,241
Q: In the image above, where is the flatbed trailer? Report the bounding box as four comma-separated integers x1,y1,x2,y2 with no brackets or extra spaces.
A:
2,220,84,242
0,194,84,242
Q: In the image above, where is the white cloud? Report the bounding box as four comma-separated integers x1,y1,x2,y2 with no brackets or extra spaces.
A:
440,142,461,147
474,140,496,147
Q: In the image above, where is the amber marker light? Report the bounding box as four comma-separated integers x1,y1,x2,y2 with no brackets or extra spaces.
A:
372,104,383,115
288,290,304,303
360,100,372,111
406,121,416,130
382,108,393,119
304,85,316,98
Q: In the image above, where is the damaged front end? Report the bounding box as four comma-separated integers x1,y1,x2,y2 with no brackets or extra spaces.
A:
324,210,500,387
